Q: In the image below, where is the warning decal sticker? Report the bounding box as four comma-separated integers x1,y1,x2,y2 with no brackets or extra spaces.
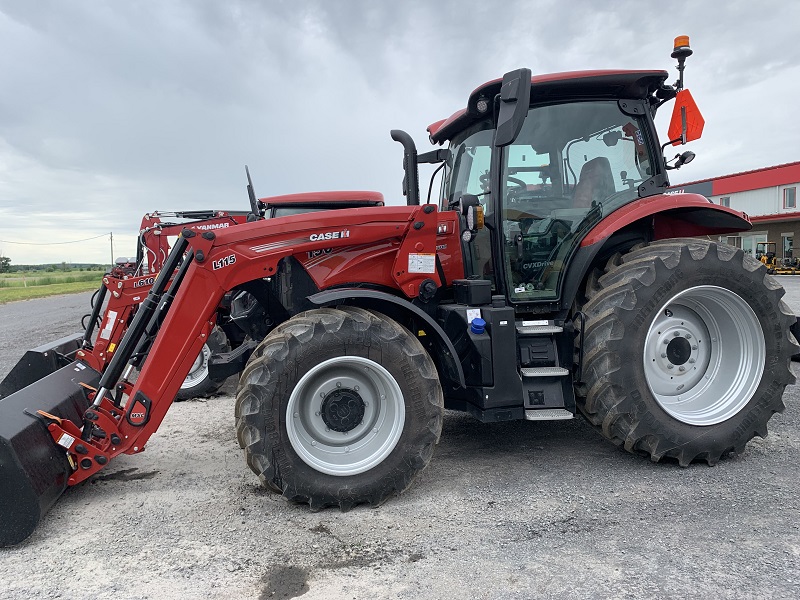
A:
408,253,436,274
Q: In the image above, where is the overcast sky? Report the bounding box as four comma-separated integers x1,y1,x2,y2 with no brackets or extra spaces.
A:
1,0,798,264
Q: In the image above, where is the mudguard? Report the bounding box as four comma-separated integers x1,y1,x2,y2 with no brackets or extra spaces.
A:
0,360,100,546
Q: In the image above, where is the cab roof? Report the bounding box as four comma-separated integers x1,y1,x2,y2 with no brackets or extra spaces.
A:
428,70,669,144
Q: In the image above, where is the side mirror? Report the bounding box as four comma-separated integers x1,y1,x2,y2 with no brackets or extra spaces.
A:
494,68,532,147
665,150,696,170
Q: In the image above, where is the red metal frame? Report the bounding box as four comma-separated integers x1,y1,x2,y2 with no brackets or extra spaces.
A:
47,205,462,484
138,212,248,274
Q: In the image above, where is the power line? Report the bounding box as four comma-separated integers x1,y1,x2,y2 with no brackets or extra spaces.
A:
0,233,110,246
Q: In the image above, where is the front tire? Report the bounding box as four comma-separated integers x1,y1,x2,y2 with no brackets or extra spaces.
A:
175,326,230,401
235,308,443,509
579,239,797,465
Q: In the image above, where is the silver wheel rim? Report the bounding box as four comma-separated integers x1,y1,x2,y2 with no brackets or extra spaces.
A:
643,285,765,426
286,356,405,476
181,343,211,390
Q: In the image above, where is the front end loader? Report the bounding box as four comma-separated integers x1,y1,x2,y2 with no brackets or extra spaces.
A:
2,36,796,546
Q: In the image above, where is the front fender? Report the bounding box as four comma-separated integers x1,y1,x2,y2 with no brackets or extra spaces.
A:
307,289,466,390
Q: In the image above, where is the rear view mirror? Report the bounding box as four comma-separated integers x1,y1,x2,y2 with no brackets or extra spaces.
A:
668,89,705,145
603,131,622,147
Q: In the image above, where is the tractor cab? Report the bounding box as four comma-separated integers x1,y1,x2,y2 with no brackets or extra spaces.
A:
434,88,663,303
428,39,703,310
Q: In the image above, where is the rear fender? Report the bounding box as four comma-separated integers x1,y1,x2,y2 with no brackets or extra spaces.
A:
562,194,752,310
308,288,466,390
581,193,752,248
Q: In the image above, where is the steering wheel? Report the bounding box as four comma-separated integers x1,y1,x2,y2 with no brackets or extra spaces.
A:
507,176,528,191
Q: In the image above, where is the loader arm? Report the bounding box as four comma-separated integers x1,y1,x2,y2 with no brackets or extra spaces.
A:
48,204,441,485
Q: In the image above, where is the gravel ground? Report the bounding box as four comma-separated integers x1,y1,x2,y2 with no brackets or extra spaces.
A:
0,285,799,600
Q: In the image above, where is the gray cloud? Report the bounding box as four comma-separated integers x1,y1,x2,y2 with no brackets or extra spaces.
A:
0,0,798,263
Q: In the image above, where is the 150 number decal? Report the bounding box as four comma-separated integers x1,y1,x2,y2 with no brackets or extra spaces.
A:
212,254,236,270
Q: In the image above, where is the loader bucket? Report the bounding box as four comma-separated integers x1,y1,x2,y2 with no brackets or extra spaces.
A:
0,360,100,547
0,333,83,400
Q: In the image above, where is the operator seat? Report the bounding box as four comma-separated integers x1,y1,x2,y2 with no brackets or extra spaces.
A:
572,157,615,208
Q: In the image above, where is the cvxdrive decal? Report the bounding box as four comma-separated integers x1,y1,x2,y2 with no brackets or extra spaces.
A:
309,229,350,242
212,254,236,270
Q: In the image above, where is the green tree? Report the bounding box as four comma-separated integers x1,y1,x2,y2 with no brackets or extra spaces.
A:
0,255,10,273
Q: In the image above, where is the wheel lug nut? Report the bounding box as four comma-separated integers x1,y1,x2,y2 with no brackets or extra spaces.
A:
692,345,698,350
689,358,696,364
325,427,330,432
673,331,680,337
315,411,320,416
685,333,692,339
663,339,670,345
354,386,360,392
294,412,299,418
320,392,325,398
667,364,674,369
679,366,685,372
661,353,667,358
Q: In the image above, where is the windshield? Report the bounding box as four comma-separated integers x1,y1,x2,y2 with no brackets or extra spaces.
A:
442,121,495,284
502,100,655,301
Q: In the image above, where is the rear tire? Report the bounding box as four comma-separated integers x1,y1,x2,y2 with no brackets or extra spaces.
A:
235,308,443,509
578,239,797,465
175,326,230,401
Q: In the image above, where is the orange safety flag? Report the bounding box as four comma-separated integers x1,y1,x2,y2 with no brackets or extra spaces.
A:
668,89,705,146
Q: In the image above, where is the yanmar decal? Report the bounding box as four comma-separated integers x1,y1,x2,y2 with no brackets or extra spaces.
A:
192,222,230,231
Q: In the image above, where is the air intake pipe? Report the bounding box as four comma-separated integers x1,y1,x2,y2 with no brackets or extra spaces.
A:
390,129,420,206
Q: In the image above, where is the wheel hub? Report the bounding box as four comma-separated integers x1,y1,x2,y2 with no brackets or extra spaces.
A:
648,309,708,389
666,336,692,366
643,285,766,426
285,356,406,476
320,389,366,432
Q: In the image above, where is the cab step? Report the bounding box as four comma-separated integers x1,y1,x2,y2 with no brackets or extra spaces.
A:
521,366,569,377
516,324,563,335
524,408,574,421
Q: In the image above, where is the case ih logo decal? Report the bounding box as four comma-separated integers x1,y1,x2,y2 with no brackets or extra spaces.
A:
309,229,350,242
212,254,236,270
133,277,155,288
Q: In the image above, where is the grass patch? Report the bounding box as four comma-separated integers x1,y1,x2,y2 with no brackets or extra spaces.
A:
0,279,101,304
0,272,100,288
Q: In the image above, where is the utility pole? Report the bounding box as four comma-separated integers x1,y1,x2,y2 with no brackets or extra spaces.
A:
110,232,114,268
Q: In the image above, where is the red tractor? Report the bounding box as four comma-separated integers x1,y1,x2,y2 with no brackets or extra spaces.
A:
0,193,386,402
1,37,796,546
